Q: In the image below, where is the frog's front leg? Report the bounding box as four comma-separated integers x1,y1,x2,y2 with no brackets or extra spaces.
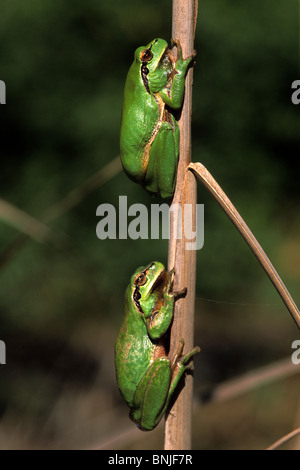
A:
142,267,176,339
159,40,195,110
145,291,175,340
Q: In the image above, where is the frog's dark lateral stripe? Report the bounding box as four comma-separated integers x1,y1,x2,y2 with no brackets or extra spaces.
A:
132,263,155,313
140,39,158,94
141,64,150,94
133,287,143,312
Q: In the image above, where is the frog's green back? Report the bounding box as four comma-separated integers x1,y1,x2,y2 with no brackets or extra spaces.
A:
120,60,159,183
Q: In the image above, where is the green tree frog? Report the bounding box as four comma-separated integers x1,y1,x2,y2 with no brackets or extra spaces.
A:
120,38,195,199
115,261,200,431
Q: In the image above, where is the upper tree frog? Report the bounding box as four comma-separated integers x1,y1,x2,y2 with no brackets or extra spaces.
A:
120,39,195,199
115,261,200,431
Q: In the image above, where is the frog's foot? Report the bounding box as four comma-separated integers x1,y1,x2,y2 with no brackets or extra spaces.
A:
171,339,200,369
173,286,187,299
166,341,200,409
167,268,187,299
170,38,196,61
180,345,201,366
173,338,185,365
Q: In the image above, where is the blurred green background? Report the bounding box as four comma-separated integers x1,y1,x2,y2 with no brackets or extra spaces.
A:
0,0,299,449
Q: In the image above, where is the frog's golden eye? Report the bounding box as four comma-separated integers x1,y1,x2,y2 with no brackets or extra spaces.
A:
140,49,153,63
134,272,147,286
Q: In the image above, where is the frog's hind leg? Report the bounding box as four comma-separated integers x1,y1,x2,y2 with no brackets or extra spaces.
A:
131,342,200,431
169,340,200,394
144,120,179,199
157,341,200,423
131,357,172,431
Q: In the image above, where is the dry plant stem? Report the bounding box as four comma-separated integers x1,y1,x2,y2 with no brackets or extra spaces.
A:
266,427,300,450
189,162,300,329
164,0,197,450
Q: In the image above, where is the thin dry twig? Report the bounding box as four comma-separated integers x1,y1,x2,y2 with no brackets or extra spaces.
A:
0,198,60,245
43,156,122,223
210,357,300,403
189,162,300,328
266,427,300,450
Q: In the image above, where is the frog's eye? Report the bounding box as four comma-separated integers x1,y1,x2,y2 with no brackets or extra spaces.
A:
140,49,153,63
134,272,147,286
